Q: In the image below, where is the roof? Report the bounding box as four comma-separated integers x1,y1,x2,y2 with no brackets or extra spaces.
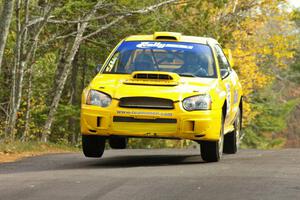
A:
124,32,218,45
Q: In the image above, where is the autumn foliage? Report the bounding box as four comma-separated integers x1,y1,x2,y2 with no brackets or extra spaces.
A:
0,0,299,148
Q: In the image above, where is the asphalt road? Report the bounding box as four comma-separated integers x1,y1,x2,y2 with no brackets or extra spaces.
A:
0,149,300,200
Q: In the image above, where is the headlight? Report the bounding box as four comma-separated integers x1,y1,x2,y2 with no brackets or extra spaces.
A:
86,90,111,107
182,94,212,111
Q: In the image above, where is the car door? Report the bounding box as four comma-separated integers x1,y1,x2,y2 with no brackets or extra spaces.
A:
214,45,235,126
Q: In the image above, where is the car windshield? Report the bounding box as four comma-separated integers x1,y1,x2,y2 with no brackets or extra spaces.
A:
103,41,216,78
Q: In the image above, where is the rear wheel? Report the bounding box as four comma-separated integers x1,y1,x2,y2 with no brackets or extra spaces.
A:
200,115,224,162
223,107,241,154
82,135,106,158
109,137,127,149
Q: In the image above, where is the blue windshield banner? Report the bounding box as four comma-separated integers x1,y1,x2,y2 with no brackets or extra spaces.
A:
117,41,207,51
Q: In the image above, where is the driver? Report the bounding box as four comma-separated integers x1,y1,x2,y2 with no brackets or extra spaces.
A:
176,51,208,76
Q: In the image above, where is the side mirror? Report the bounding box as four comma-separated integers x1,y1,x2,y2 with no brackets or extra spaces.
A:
220,69,230,79
223,49,234,67
95,64,102,74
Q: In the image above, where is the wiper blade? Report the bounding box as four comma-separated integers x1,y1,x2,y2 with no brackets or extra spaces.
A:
178,73,197,77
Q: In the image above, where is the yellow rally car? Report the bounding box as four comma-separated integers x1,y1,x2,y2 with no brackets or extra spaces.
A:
81,32,243,162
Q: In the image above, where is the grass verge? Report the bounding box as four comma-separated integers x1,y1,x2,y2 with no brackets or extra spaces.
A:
0,141,79,163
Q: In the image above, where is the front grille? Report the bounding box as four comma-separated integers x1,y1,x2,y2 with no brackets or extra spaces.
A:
113,116,177,123
119,97,174,109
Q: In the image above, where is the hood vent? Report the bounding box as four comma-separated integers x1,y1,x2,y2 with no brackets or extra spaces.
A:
123,71,180,86
133,73,173,80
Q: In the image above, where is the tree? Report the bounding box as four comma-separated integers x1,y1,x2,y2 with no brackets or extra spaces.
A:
41,0,179,142
0,0,14,74
5,0,53,139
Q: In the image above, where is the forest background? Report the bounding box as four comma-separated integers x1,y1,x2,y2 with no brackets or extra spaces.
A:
0,0,300,151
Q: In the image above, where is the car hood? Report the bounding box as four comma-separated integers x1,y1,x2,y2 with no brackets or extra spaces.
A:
90,73,218,101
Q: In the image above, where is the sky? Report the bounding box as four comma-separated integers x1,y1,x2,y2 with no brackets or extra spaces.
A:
288,0,300,8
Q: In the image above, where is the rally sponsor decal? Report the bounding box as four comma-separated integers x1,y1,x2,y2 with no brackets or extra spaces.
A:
136,42,194,50
117,110,172,117
225,83,231,114
233,89,238,104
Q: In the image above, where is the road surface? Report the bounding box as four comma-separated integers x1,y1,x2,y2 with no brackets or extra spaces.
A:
0,149,300,200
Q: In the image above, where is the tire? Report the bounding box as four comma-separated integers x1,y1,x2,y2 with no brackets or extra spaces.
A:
200,115,224,162
82,135,106,158
109,137,127,149
223,107,242,154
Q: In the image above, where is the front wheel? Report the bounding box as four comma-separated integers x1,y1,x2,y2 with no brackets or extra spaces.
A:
200,115,224,162
82,135,106,158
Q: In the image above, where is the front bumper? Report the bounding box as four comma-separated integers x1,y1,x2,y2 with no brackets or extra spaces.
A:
81,100,222,141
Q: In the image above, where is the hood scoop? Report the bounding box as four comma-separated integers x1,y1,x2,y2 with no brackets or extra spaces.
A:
124,71,180,86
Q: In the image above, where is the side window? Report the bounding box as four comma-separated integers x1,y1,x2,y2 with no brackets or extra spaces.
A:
214,45,230,71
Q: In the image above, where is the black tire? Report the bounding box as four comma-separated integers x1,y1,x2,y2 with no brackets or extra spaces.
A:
200,115,224,162
223,107,242,154
109,137,127,149
82,135,106,158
